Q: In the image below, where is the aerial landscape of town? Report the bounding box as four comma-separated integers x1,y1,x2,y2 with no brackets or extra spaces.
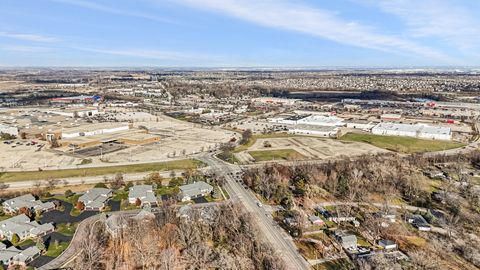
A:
0,68,478,270
1,0,480,270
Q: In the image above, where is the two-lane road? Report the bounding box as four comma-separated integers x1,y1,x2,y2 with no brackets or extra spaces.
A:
198,154,310,270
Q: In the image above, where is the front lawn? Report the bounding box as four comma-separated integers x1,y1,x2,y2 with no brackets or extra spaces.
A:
56,223,78,236
111,190,128,201
46,241,69,257
17,239,35,248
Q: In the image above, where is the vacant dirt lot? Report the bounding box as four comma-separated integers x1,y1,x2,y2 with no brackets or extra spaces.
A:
236,136,388,163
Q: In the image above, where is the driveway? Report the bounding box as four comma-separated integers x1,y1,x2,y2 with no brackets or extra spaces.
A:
29,255,55,268
109,200,120,211
41,197,122,225
192,197,208,204
40,201,98,224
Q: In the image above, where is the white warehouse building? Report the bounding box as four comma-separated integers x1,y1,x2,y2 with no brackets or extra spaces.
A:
289,124,338,137
372,123,452,141
269,115,345,127
61,123,130,139
297,115,345,127
0,124,18,137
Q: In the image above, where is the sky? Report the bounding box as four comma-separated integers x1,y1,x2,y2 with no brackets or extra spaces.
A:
1,0,480,67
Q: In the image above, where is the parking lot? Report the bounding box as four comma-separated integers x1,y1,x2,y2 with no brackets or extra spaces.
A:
74,143,128,157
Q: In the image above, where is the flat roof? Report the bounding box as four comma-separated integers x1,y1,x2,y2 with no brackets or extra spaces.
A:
373,122,450,135
292,124,337,132
62,122,129,134
298,115,344,125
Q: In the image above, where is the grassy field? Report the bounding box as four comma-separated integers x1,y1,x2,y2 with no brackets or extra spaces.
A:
313,258,354,270
0,159,204,182
248,149,306,162
340,133,465,153
294,240,322,260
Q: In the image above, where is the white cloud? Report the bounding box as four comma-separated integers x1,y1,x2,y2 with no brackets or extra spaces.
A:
175,0,451,61
51,0,175,24
0,45,53,53
0,31,58,42
72,46,211,62
375,0,480,52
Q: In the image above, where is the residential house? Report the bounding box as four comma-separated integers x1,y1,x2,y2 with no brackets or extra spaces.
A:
329,212,356,223
105,214,128,237
178,181,213,202
0,214,54,241
0,244,41,266
376,209,397,227
128,185,158,206
177,205,193,219
0,246,20,265
378,239,397,251
2,194,55,214
284,217,299,227
335,232,357,250
106,208,155,237
408,214,431,231
308,215,325,226
78,188,112,211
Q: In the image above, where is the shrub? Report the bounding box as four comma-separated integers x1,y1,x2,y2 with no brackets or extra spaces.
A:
64,189,73,197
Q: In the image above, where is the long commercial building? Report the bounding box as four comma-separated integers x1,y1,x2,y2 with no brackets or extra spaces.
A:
0,124,18,137
61,123,130,139
288,124,338,137
251,97,300,106
271,115,345,127
372,122,452,140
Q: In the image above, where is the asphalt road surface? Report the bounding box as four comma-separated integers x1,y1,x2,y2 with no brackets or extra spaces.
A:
198,153,310,270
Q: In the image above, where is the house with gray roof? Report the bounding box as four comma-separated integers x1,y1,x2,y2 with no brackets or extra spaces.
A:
105,214,128,237
0,246,21,265
335,231,358,250
128,185,157,206
0,245,40,267
378,239,397,251
178,181,213,202
308,215,325,226
408,214,431,231
78,188,112,211
0,214,54,241
2,194,55,214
